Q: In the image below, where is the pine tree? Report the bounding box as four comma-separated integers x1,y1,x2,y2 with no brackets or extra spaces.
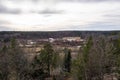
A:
63,48,71,73
37,43,55,76
72,36,93,80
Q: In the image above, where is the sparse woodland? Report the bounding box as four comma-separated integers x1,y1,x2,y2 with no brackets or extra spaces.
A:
0,33,120,80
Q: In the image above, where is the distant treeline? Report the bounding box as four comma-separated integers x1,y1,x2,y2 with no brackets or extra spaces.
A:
0,31,120,39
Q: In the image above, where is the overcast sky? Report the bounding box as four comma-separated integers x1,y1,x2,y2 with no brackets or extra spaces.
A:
0,0,120,31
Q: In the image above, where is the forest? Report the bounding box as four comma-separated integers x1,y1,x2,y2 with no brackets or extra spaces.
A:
0,31,119,39
0,31,120,80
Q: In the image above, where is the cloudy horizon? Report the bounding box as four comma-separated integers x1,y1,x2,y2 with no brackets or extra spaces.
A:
0,0,120,31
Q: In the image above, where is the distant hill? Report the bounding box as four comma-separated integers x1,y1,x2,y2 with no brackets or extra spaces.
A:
0,31,120,39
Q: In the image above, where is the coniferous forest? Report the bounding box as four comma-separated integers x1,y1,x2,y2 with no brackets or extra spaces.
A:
0,31,120,80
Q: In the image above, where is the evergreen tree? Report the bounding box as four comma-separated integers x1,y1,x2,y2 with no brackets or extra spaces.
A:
37,43,55,76
72,36,93,80
63,48,71,73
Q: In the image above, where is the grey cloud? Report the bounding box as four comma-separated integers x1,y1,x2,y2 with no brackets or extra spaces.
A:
4,0,120,3
0,26,13,31
0,20,14,31
38,9,64,14
32,0,120,2
72,0,119,1
31,0,39,3
85,21,120,30
104,14,120,17
0,4,21,14
0,20,10,25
